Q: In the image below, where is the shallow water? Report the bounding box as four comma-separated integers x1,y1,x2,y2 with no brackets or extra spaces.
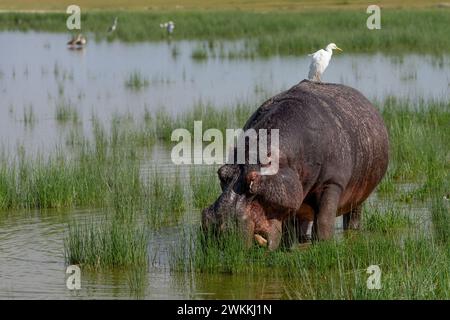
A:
0,207,345,299
0,31,449,154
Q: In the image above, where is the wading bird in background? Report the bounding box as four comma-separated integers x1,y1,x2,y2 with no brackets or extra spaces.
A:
67,34,87,49
108,17,118,33
160,21,175,35
308,43,342,82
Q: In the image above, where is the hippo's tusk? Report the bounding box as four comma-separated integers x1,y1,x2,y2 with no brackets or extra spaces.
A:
254,234,268,247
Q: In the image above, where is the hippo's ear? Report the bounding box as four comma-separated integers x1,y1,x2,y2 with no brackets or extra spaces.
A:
218,164,239,191
246,167,303,210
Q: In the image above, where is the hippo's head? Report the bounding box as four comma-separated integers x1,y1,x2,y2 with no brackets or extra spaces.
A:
201,159,304,250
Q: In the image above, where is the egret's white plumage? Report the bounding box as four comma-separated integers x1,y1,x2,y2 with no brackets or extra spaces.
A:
160,21,175,35
108,17,118,33
308,43,342,82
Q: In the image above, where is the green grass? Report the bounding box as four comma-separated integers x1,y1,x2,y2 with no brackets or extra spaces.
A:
190,167,221,209
64,217,149,269
143,172,186,228
362,205,412,233
22,104,36,126
191,47,208,61
377,99,450,202
170,203,449,299
3,98,449,290
1,10,449,55
124,71,149,90
0,0,442,11
0,117,143,210
126,266,148,298
1,99,447,214
55,99,79,124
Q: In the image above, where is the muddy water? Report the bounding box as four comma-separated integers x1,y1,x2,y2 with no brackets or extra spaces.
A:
0,208,290,299
0,31,446,299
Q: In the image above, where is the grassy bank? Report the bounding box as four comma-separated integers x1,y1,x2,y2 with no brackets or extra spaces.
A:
0,1,443,11
1,9,450,55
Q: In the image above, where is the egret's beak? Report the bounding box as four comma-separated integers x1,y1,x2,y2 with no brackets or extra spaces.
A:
335,47,343,52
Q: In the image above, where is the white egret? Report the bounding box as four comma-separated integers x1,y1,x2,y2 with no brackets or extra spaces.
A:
160,21,175,35
308,43,342,82
108,17,118,33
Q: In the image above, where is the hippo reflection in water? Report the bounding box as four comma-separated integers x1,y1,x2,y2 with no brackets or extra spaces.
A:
202,80,389,250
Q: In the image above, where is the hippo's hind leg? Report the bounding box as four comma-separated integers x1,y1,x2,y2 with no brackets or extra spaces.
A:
313,184,342,240
343,205,362,230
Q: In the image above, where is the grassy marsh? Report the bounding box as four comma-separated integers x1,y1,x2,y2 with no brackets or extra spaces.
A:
170,199,449,299
1,98,448,297
1,10,449,56
167,99,449,299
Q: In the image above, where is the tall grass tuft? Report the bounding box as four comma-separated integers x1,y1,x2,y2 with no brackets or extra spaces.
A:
65,218,149,269
55,99,79,124
125,71,149,90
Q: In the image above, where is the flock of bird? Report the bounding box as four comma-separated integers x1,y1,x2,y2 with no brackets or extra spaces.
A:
160,21,175,35
67,17,342,82
67,18,176,49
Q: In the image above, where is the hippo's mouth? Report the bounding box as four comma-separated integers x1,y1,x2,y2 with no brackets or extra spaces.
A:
254,234,268,247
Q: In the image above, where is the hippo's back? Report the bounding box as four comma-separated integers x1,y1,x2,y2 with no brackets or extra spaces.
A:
245,80,389,209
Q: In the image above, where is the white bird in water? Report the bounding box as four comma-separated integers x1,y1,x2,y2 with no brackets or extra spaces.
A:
308,43,342,82
108,17,118,33
160,21,175,35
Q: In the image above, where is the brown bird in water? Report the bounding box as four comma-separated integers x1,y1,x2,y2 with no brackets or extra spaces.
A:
67,34,87,49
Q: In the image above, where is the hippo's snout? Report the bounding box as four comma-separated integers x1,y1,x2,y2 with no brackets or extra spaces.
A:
201,188,245,234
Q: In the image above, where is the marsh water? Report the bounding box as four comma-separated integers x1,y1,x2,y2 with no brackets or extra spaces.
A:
0,31,447,299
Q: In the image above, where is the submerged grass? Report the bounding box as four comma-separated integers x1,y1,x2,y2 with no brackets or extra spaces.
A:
1,10,449,55
124,71,149,90
55,99,79,124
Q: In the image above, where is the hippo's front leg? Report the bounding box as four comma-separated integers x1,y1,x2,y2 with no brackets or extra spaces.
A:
315,184,342,240
267,219,282,251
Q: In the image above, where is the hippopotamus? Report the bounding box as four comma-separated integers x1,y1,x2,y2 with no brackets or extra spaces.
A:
201,80,389,250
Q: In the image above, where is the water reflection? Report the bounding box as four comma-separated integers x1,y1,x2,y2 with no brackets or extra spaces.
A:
0,31,449,154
